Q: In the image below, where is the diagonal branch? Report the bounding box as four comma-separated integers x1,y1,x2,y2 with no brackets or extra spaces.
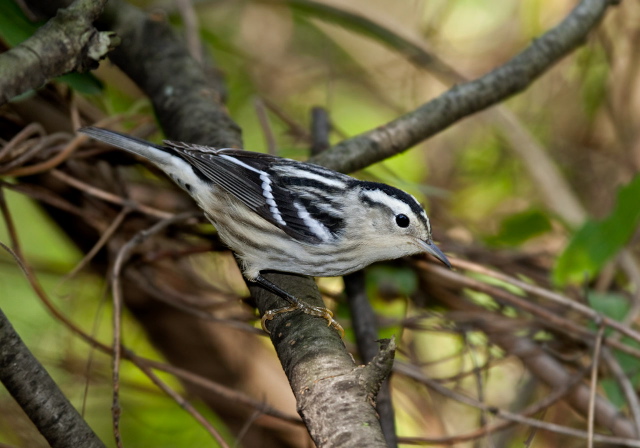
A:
0,0,117,105
310,0,620,173
0,191,106,448
0,304,107,448
22,0,388,445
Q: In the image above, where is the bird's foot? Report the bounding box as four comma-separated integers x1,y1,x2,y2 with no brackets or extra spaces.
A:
261,302,344,337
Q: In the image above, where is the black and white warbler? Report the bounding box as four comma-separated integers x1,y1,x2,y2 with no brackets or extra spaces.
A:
79,127,450,334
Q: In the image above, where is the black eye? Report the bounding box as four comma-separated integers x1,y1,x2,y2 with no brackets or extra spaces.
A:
395,214,410,228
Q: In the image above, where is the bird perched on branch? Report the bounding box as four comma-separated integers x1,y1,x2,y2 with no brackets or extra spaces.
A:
79,127,450,335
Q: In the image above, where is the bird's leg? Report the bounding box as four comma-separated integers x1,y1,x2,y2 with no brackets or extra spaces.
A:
254,274,344,337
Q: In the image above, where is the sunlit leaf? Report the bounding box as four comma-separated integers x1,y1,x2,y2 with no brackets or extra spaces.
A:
465,290,500,311
553,175,640,285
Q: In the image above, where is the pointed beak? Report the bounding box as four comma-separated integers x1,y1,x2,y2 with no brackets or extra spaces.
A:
419,240,451,268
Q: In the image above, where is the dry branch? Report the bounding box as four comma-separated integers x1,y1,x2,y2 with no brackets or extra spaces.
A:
0,305,107,448
310,0,619,174
0,0,117,105
1,0,632,446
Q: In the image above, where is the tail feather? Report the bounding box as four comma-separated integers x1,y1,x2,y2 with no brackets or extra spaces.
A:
79,127,172,166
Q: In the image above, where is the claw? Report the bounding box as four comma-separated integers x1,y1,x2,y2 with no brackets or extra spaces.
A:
261,302,344,337
254,274,344,337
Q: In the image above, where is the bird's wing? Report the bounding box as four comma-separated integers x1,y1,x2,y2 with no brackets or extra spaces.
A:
164,141,326,244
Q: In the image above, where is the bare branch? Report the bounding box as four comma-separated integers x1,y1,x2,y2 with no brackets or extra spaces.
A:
310,0,619,173
0,305,107,448
0,190,106,448
0,0,117,105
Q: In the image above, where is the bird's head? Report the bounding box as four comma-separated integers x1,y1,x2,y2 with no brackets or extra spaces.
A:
351,182,450,268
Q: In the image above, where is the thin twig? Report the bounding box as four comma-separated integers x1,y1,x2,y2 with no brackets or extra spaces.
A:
310,0,617,173
1,115,122,176
63,207,131,281
254,97,278,155
260,97,311,142
109,211,200,447
50,169,174,219
0,122,45,162
601,348,640,437
418,260,640,359
175,0,203,64
234,410,262,448
396,362,640,447
588,320,605,448
137,357,302,425
128,268,260,333
135,360,230,448
0,180,87,219
450,258,640,346
0,221,300,423
465,333,493,448
0,189,24,261
0,133,71,173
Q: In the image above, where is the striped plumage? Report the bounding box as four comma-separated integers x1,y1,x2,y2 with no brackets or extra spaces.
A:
79,127,449,331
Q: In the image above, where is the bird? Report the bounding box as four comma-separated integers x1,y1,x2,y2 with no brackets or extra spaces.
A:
79,127,450,334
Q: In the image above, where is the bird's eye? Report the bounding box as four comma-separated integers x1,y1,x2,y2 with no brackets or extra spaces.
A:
395,214,410,228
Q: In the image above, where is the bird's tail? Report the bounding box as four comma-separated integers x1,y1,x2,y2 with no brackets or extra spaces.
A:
79,127,173,166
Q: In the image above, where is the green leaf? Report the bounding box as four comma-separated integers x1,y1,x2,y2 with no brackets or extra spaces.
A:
586,290,640,404
601,378,625,410
553,175,640,285
0,0,43,46
587,291,630,330
485,209,552,247
56,72,103,95
587,291,630,324
366,265,418,298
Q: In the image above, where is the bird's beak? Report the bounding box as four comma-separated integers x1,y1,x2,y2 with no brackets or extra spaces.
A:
419,240,451,268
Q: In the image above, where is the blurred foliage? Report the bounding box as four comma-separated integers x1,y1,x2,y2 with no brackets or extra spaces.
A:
588,291,640,409
576,45,610,120
486,209,553,247
0,0,43,45
554,175,640,285
2,0,640,446
0,191,225,446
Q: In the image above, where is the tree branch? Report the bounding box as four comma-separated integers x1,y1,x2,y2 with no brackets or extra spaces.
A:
344,271,397,448
252,273,392,447
22,0,388,445
309,0,620,173
0,304,106,448
0,0,117,105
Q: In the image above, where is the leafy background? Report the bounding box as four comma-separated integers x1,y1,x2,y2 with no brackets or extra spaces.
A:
1,0,639,446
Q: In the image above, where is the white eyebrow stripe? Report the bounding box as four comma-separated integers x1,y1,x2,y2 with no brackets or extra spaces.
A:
218,154,287,226
293,201,334,242
362,189,414,216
